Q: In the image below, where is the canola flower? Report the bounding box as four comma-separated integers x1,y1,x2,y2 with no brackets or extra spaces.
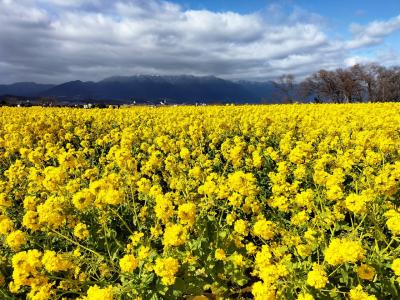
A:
348,285,377,300
119,254,139,273
74,222,90,240
324,238,365,266
1,103,400,299
306,263,328,289
83,285,114,300
357,264,375,281
154,257,180,285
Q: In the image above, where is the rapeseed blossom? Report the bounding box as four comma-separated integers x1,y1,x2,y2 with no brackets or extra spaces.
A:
119,254,139,273
306,264,328,288
0,103,399,299
154,257,179,285
325,238,365,266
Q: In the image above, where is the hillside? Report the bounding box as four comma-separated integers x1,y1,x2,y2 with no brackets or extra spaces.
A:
0,75,280,104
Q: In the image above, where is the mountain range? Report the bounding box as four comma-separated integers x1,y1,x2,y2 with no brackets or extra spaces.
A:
0,75,282,105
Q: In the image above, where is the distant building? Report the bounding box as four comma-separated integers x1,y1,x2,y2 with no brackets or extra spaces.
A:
83,103,93,109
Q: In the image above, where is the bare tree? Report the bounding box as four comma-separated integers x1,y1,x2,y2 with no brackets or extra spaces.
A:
320,70,343,102
375,66,400,102
273,74,295,103
299,63,400,103
350,64,380,102
301,70,343,103
336,68,364,103
299,76,319,103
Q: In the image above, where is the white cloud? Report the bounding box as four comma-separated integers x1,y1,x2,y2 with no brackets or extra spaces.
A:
0,0,399,83
347,15,400,49
344,56,373,67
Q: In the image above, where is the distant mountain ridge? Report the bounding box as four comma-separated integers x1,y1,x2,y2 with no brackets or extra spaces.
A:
0,82,55,97
0,75,281,104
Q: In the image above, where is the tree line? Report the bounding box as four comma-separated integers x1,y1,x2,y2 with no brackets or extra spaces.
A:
273,64,400,103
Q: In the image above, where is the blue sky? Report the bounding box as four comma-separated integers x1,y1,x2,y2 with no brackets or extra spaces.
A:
173,0,399,23
0,0,399,83
174,0,400,38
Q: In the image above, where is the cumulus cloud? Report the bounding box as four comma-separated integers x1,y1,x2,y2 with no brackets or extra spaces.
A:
347,15,400,49
0,0,399,83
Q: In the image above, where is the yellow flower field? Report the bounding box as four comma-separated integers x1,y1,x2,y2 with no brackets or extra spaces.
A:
1,103,400,299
